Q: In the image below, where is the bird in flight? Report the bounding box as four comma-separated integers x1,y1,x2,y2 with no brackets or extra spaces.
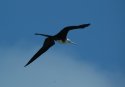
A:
24,24,90,67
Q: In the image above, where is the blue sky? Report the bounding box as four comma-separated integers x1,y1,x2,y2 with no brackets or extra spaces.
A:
0,0,125,87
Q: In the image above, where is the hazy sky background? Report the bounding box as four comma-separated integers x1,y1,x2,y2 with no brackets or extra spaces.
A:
0,0,125,87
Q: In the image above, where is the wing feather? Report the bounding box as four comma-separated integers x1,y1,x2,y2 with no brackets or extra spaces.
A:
24,37,55,67
55,24,90,40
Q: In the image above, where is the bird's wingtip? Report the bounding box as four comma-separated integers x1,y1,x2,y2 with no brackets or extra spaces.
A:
79,23,90,28
85,23,91,26
79,23,90,26
24,64,29,67
24,65,27,67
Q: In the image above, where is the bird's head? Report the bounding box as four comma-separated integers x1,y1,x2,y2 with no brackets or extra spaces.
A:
66,38,77,45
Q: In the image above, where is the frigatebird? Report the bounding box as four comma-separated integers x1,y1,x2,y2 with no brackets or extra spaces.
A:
24,24,90,67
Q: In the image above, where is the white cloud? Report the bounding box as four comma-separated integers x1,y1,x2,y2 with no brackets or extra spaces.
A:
0,43,124,87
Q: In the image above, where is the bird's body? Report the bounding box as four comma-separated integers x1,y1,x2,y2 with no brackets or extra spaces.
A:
24,24,90,67
56,38,70,44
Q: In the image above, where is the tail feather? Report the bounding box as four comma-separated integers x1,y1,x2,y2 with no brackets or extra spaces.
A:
35,33,51,37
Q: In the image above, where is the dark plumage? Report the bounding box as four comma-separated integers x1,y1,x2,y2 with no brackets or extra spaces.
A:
24,23,90,67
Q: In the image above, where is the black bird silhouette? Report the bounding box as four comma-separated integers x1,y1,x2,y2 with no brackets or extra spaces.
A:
24,24,90,67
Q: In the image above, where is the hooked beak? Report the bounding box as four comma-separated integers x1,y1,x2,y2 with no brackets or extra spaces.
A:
70,41,78,45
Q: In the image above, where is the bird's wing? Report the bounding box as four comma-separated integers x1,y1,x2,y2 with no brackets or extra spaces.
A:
55,24,90,40
24,37,55,67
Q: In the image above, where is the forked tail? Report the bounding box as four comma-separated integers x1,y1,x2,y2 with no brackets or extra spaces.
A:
35,33,52,37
